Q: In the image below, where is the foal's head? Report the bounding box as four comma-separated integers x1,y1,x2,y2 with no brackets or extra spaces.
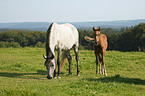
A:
93,27,101,36
93,27,101,43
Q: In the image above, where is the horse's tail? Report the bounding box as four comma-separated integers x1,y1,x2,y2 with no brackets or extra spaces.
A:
60,51,67,71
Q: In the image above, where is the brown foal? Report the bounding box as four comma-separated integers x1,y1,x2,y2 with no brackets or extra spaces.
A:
85,27,108,76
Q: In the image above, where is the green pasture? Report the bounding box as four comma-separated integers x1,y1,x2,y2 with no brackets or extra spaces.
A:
0,48,145,96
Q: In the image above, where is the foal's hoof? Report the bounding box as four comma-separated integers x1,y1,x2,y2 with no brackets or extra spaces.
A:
57,76,61,79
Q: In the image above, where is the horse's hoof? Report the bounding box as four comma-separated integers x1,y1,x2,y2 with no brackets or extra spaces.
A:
54,77,57,79
57,76,61,79
68,74,72,76
47,76,53,79
77,74,80,76
105,74,107,77
96,72,98,75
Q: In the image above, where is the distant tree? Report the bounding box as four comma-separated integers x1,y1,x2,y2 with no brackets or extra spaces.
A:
79,29,94,50
117,23,145,51
119,27,126,33
107,33,120,50
117,28,134,51
35,41,45,48
0,30,46,47
132,23,145,51
0,41,21,48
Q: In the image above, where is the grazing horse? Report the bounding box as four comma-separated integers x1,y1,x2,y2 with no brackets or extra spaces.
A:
43,22,80,79
85,27,108,76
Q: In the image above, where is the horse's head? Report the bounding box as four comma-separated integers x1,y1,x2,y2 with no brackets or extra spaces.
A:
43,53,55,79
93,27,101,36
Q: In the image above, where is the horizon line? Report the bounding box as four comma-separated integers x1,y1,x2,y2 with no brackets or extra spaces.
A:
0,19,145,24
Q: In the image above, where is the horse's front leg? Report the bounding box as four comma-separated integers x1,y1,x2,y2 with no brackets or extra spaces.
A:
54,69,57,78
57,48,61,79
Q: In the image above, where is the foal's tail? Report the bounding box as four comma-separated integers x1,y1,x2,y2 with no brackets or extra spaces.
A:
84,36,95,42
60,51,67,71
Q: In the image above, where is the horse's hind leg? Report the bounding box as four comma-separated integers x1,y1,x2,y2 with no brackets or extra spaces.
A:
66,51,72,75
74,45,80,76
57,48,62,79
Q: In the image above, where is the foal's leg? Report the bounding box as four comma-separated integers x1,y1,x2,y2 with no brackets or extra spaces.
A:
99,55,102,74
74,45,80,76
66,51,72,75
94,48,99,75
100,53,104,75
95,55,99,75
102,52,107,77
57,48,61,78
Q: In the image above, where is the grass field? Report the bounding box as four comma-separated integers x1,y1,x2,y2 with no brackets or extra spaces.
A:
0,48,145,96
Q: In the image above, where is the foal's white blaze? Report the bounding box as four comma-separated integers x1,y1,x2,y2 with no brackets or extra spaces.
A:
96,36,97,39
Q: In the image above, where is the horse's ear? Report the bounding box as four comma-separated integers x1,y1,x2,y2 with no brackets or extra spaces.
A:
43,54,54,59
43,55,47,59
98,27,101,31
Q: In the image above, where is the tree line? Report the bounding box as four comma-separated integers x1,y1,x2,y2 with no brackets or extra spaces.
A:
0,30,46,48
0,23,145,51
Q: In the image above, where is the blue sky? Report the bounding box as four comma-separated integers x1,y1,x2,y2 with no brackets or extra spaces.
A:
0,0,145,23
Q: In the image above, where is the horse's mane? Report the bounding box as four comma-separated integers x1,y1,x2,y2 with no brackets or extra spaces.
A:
46,23,54,57
46,23,54,45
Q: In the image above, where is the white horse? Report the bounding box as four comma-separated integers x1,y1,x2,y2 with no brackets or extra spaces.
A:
43,22,80,79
